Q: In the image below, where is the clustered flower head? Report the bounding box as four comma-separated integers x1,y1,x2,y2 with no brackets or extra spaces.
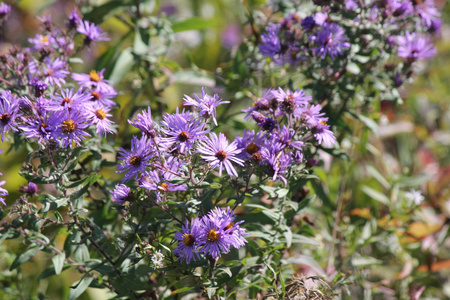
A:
0,11,116,149
174,207,248,263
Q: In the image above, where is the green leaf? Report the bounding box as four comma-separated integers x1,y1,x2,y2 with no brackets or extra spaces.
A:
210,182,222,189
108,47,134,85
206,287,217,299
173,70,215,87
68,276,94,300
170,286,192,296
361,185,389,205
83,0,131,23
172,17,216,33
351,256,381,267
346,63,360,75
10,245,41,270
52,252,65,275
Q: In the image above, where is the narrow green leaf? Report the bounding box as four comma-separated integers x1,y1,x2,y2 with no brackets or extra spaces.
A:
10,245,40,270
68,276,94,300
108,47,134,85
361,185,389,205
52,252,66,275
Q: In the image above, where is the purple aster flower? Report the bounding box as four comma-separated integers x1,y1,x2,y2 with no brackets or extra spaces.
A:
27,34,54,52
197,214,235,259
197,132,244,178
160,112,208,154
277,125,305,150
0,91,20,142
272,87,311,113
301,16,316,31
412,0,440,29
310,120,336,147
129,107,157,138
89,88,117,109
0,2,11,19
86,103,116,136
261,147,292,185
345,0,358,10
77,20,109,45
259,117,277,132
183,88,230,126
259,23,281,58
314,12,329,26
138,170,187,203
30,79,48,98
111,184,131,205
67,9,81,30
19,182,38,195
52,108,91,148
174,218,202,264
208,207,248,248
234,129,266,160
116,135,154,182
242,89,275,119
72,70,115,94
312,23,350,60
396,31,436,63
42,57,69,87
19,111,60,143
47,88,90,111
295,104,326,125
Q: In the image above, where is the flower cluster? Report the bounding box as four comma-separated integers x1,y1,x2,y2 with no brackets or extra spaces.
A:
174,207,247,263
0,11,116,149
259,0,440,69
259,13,350,64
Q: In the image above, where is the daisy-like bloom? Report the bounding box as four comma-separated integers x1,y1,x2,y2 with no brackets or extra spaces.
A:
0,91,20,142
72,69,115,94
27,33,54,52
310,119,336,147
174,218,202,264
277,125,305,151
234,129,266,160
52,108,91,148
67,9,81,30
242,89,275,119
183,88,230,126
151,250,164,269
19,111,60,143
312,23,350,60
128,107,157,138
42,57,69,87
86,103,115,136
294,104,326,124
0,2,11,19
116,135,154,182
197,214,235,259
261,147,292,185
160,112,208,154
77,20,109,45
110,184,131,205
47,88,90,111
412,0,440,29
272,88,311,114
208,207,248,248
138,170,187,203
89,88,117,109
405,189,425,206
396,31,436,63
258,23,281,58
197,132,244,178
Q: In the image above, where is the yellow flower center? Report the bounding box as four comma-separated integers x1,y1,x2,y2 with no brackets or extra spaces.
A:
62,120,75,133
0,113,10,124
89,70,101,82
207,229,220,242
215,150,227,162
95,109,106,120
157,183,169,192
182,234,195,247
40,35,49,43
129,155,141,167
224,222,234,231
246,142,259,155
178,131,189,142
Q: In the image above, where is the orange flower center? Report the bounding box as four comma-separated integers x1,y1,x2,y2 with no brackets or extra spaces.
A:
95,109,106,120
62,97,72,104
246,142,259,155
178,131,189,142
0,113,10,124
157,183,169,192
129,155,141,166
91,92,100,100
215,150,227,162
